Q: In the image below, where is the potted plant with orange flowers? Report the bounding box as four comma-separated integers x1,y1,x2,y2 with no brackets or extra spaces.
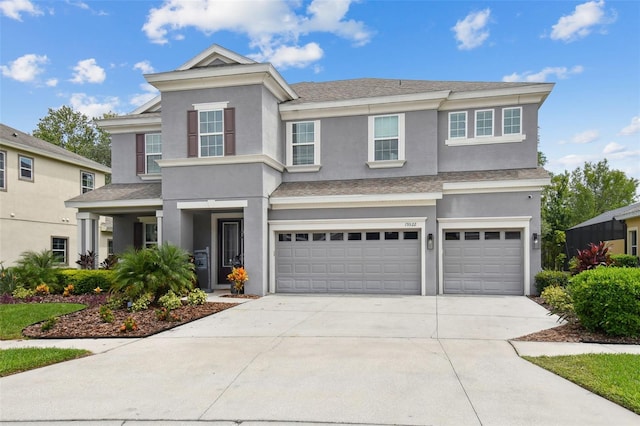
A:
227,266,248,295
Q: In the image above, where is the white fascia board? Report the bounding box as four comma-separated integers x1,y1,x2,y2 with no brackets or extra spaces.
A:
96,114,162,134
280,91,449,120
177,199,249,210
145,63,297,101
269,217,428,231
1,140,111,173
270,192,441,210
440,87,554,111
157,154,284,172
131,95,161,115
615,209,640,221
442,178,551,194
65,198,162,209
448,84,554,101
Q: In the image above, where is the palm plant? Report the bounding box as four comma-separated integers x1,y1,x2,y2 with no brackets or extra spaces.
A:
14,249,60,289
111,243,195,302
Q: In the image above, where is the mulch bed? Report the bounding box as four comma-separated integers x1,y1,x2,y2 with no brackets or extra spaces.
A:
12,294,242,339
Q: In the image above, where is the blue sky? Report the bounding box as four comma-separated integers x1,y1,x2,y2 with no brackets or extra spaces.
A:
1,0,638,182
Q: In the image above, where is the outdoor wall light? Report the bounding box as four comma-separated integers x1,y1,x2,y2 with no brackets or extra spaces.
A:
533,232,540,249
427,233,434,250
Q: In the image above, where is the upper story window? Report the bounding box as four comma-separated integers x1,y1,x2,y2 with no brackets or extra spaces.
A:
81,171,95,193
199,109,224,157
19,155,33,181
503,107,522,135
0,150,6,190
449,112,467,139
367,113,405,168
145,133,162,173
475,109,494,137
286,120,321,171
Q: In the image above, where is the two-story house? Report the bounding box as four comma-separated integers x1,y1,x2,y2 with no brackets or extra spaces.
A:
1,124,112,267
67,44,552,296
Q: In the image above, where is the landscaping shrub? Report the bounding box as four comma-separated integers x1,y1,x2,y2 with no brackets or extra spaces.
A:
571,242,612,274
540,285,575,322
610,254,639,268
535,269,570,294
187,288,208,305
12,286,35,299
130,293,152,312
58,269,115,294
13,250,62,290
111,243,195,302
0,263,19,294
158,291,182,310
568,267,640,337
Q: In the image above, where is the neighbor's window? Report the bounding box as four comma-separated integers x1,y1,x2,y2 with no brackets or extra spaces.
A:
287,121,320,167
145,133,162,173
448,112,467,139
51,237,68,265
475,109,494,137
503,107,522,135
629,229,638,257
81,171,94,193
199,109,224,157
19,155,33,181
144,223,158,248
0,150,6,190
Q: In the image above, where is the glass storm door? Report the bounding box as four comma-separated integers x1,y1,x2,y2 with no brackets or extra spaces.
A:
218,219,243,284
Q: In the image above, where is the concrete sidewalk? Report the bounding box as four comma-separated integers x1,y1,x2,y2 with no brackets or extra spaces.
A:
1,294,638,425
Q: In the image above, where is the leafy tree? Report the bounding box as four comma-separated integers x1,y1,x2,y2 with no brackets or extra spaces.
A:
33,106,113,168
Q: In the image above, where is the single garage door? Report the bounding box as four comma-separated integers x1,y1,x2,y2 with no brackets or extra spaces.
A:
443,230,524,295
276,230,421,294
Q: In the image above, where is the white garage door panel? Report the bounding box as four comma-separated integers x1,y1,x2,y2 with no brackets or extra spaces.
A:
276,230,420,295
444,230,524,295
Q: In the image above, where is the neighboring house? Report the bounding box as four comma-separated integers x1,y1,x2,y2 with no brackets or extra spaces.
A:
67,44,553,296
0,124,112,267
565,202,640,259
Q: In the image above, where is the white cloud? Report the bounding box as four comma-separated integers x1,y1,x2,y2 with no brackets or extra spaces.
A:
45,78,58,87
0,53,48,82
133,60,155,74
0,0,42,20
69,93,119,119
452,8,491,50
603,141,625,154
502,65,583,82
550,0,615,42
553,154,597,170
130,83,159,107
572,129,599,144
142,0,372,69
248,43,323,69
70,58,106,84
619,115,640,136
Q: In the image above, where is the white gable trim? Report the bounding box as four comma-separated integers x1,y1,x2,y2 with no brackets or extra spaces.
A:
178,44,256,70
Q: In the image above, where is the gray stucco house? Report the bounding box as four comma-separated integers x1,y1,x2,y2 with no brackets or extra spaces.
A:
67,44,552,296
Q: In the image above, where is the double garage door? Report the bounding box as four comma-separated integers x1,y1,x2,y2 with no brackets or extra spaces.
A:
275,230,421,295
443,229,524,295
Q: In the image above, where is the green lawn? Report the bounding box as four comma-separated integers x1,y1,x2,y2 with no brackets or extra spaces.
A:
0,303,86,340
524,354,640,414
0,347,91,376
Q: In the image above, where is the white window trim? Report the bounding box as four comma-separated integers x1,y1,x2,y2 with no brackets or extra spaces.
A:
18,154,34,182
445,134,526,146
448,111,467,140
51,236,68,265
0,150,6,191
81,170,95,194
198,109,224,158
502,106,523,136
193,102,229,111
367,113,405,168
286,120,321,172
628,227,638,256
145,133,162,175
475,109,494,138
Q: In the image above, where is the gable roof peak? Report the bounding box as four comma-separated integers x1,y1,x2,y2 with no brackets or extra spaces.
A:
177,44,256,71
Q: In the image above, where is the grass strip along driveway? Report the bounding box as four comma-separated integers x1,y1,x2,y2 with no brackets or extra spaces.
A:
0,303,89,376
524,354,640,415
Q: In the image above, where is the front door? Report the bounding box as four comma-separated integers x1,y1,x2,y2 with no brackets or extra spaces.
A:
217,219,243,285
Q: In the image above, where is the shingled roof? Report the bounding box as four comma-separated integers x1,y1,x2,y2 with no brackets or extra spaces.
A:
285,79,539,105
67,182,161,203
271,168,550,198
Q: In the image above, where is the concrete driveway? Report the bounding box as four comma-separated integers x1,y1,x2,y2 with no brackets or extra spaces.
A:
1,294,638,425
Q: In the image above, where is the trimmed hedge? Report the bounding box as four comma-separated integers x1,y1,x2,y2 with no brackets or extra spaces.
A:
568,267,640,337
57,269,116,294
534,269,570,294
610,254,639,268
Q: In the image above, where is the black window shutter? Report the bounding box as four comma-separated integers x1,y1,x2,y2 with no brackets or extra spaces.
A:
133,222,143,250
135,134,145,174
224,107,235,156
187,110,198,157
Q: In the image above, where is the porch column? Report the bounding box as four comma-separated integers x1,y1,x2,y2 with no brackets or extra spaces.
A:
76,212,100,268
156,210,164,246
